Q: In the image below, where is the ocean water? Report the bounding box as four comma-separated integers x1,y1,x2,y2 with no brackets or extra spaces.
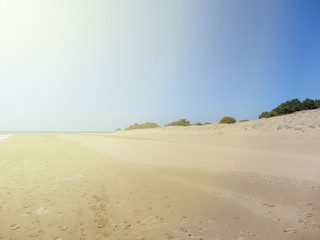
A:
0,131,110,141
0,134,13,140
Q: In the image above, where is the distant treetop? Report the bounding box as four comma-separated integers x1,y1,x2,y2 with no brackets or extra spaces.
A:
259,98,320,119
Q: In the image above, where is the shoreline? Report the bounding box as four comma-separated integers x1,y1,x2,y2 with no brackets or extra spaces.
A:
0,134,13,141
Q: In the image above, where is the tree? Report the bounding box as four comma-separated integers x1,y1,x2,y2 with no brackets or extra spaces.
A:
302,98,318,110
259,98,320,119
271,99,302,116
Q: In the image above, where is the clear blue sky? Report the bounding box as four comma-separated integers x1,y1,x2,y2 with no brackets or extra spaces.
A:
0,0,319,131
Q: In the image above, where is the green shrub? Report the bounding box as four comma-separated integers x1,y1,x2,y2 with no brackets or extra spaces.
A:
259,111,271,119
115,128,121,132
193,122,211,125
219,116,236,124
259,98,320,119
165,119,191,127
302,98,318,110
239,120,249,122
259,111,280,119
125,122,160,131
271,99,303,116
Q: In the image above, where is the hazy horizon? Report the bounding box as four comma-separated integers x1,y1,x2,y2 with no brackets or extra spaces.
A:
1,0,319,132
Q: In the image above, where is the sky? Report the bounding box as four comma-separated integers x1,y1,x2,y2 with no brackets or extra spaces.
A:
0,0,319,132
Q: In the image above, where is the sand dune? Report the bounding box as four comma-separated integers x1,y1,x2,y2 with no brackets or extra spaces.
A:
0,109,320,239
114,108,320,141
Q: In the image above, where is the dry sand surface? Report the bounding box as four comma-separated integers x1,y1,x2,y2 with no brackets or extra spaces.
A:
1,109,320,240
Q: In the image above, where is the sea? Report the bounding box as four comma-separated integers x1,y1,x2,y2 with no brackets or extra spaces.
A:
0,133,13,140
0,131,109,141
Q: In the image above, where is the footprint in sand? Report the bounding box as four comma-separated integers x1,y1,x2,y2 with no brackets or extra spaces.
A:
197,228,208,233
35,207,49,215
262,203,275,207
284,228,296,234
59,225,69,231
10,224,20,230
97,222,105,228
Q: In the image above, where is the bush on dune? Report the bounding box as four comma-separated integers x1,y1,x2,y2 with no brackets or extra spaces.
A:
302,98,320,110
259,111,278,119
259,98,320,119
219,116,236,124
271,99,303,116
193,122,211,125
165,119,191,127
115,128,121,132
125,122,160,131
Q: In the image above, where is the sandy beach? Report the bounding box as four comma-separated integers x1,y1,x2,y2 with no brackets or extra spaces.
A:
1,109,320,240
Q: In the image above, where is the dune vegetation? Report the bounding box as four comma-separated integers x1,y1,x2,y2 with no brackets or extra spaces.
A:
116,98,319,132
192,122,211,126
124,122,160,131
165,119,191,127
219,116,236,124
259,98,320,119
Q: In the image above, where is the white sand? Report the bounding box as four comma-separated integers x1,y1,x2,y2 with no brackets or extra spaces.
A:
0,109,319,239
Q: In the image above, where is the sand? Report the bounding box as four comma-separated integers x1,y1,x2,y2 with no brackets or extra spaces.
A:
0,109,320,239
